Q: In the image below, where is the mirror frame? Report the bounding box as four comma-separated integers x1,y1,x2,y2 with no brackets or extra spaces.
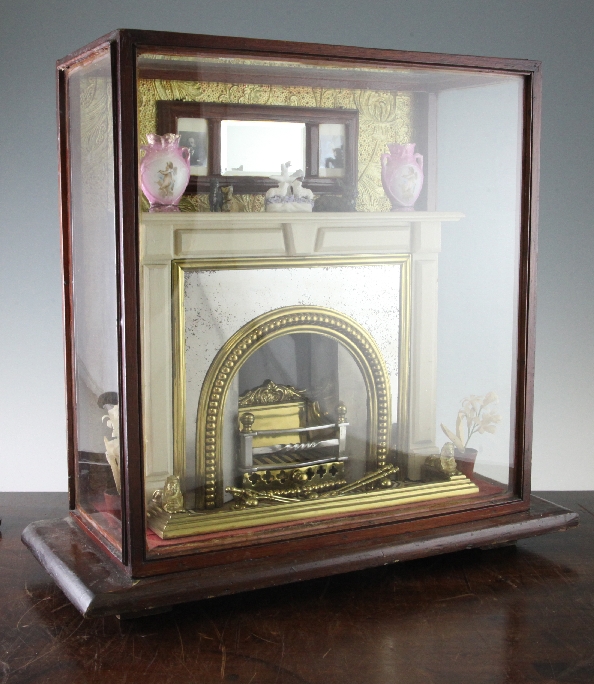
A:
157,101,358,196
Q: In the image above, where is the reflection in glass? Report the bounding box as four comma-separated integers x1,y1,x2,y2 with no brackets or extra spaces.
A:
221,120,306,176
319,123,346,177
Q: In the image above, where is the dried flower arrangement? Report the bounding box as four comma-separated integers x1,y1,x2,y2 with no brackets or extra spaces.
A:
441,391,501,454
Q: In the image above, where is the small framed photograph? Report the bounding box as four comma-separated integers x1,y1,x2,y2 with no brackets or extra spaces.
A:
177,118,208,176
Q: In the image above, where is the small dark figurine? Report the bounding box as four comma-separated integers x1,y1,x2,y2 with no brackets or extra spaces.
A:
221,185,234,212
209,178,223,212
313,180,357,212
324,144,345,170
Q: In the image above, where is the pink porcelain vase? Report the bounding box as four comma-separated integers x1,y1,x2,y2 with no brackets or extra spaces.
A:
381,143,424,211
140,133,191,212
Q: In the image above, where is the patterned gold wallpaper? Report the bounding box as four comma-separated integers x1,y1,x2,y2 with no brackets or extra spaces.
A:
79,73,115,218
138,79,413,212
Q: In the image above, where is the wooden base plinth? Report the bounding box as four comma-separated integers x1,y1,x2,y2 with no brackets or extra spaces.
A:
22,495,578,618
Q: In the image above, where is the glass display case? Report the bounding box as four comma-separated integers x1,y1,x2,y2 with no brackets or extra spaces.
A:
23,29,578,617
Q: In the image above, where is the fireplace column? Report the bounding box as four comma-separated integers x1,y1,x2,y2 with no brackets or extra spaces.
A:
407,219,443,480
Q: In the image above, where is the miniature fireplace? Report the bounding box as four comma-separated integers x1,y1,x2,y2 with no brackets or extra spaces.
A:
197,305,392,509
140,210,465,520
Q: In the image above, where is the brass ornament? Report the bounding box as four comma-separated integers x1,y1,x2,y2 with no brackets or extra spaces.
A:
152,475,185,513
320,464,398,497
226,464,397,509
422,442,460,482
238,461,347,499
238,380,306,407
147,474,480,539
239,412,255,433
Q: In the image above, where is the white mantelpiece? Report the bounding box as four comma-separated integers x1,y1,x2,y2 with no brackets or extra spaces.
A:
140,211,463,493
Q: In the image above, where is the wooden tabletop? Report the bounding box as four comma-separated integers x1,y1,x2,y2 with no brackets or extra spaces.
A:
1,492,592,684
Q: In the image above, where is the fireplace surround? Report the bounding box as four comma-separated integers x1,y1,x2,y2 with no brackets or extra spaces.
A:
139,210,483,540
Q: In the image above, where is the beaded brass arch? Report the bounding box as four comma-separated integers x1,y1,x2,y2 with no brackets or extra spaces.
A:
195,306,392,510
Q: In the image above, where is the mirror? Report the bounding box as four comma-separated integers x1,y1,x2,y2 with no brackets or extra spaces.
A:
221,120,306,176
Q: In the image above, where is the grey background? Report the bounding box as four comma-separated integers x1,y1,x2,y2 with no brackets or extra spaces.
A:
1,0,592,491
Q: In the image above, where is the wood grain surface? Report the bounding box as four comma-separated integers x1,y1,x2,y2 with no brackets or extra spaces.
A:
1,491,591,683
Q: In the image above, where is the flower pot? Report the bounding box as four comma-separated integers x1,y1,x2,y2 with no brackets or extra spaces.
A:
140,133,191,211
103,490,121,520
454,448,478,478
380,143,424,211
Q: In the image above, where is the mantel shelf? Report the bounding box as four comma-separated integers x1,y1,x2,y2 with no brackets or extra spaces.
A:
141,210,465,227
140,211,464,262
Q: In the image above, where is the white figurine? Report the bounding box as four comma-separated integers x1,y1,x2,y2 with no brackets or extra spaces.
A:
270,161,301,187
265,181,290,203
102,404,121,494
265,162,314,212
292,177,314,201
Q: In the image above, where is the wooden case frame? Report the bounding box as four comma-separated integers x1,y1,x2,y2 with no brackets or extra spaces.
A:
52,29,544,585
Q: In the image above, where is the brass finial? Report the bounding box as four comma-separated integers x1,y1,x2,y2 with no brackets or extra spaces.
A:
240,412,255,433
337,402,347,423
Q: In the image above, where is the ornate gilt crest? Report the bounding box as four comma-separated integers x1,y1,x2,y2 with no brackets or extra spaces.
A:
238,380,306,407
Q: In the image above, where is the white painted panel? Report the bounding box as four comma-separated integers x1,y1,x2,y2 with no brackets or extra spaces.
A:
142,264,174,489
175,228,287,257
143,222,174,260
315,225,411,253
411,221,441,253
408,256,440,479
290,222,318,254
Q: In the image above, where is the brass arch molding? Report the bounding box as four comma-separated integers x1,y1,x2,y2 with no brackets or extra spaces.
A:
195,305,393,509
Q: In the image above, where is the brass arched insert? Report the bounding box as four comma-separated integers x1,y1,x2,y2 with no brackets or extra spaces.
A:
195,306,392,509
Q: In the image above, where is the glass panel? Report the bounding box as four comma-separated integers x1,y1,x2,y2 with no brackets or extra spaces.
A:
69,50,121,551
136,50,523,554
436,79,522,491
221,120,306,176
